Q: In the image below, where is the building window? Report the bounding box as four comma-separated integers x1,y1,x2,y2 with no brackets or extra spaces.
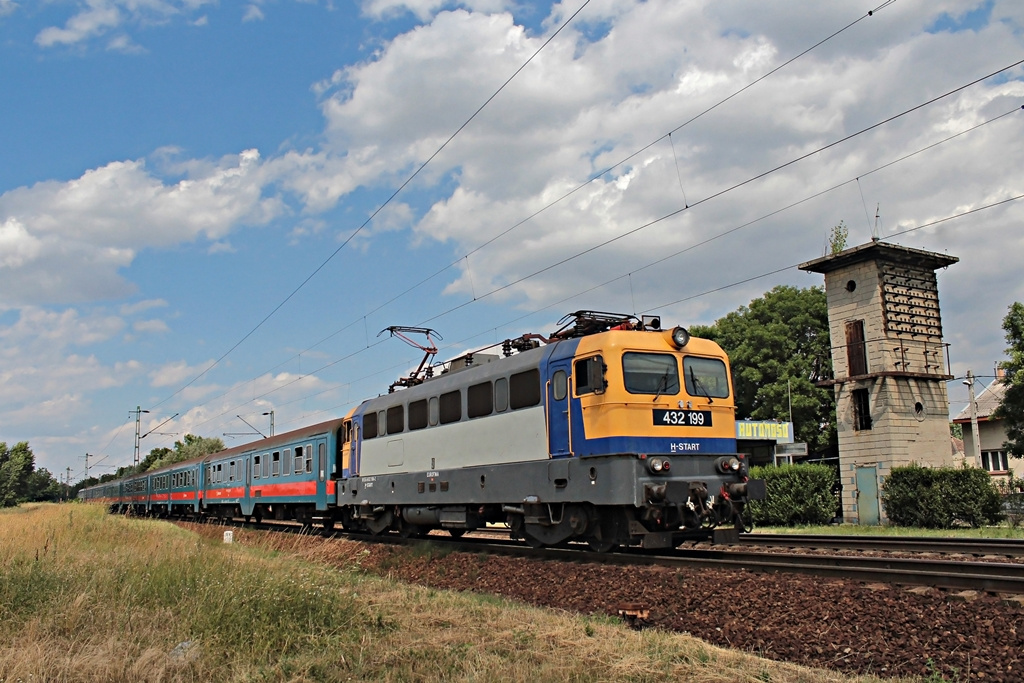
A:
846,320,867,377
982,450,1009,473
852,388,872,431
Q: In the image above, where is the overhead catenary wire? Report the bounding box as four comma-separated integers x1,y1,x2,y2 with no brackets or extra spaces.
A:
132,91,1024,459
146,0,597,412
129,2,885,451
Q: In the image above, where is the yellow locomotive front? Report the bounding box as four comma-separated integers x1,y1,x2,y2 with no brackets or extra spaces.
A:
534,311,764,547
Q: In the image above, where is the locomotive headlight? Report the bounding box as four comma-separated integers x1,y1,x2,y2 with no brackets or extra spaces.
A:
715,456,742,474
671,326,690,348
647,457,671,474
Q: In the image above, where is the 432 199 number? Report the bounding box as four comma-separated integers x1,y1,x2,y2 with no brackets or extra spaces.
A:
653,410,712,427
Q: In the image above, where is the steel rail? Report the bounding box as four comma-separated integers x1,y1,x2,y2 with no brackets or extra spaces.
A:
740,533,1024,557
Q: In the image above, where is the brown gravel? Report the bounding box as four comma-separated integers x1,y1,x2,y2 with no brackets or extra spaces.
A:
187,524,1024,681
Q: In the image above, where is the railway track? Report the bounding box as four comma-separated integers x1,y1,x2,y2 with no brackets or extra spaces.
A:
739,532,1024,558
194,518,1024,594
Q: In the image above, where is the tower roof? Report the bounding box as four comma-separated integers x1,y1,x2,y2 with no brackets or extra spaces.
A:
799,240,959,274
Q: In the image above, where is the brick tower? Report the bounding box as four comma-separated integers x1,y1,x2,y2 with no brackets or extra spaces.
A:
799,240,958,524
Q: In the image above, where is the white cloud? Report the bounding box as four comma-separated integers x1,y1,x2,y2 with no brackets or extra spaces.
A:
133,319,170,334
33,0,215,49
0,149,282,307
243,4,265,22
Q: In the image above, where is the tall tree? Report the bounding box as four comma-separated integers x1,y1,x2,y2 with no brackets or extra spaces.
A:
994,301,1024,458
0,442,36,507
691,285,837,454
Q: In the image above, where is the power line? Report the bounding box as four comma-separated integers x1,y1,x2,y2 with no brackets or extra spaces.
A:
147,0,597,411
154,94,1024,442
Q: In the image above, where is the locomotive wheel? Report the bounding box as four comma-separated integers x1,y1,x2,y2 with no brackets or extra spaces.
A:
522,531,546,548
447,529,466,539
586,537,617,553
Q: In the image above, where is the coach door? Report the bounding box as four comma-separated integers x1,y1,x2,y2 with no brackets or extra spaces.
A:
315,439,329,510
546,359,573,457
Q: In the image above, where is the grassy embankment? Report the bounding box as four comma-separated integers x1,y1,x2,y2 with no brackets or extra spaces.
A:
1,503,900,682
751,522,1024,538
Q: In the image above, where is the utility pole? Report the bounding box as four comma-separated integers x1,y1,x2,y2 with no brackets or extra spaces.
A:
263,410,275,437
131,406,150,466
82,453,94,481
964,371,982,467
65,466,71,501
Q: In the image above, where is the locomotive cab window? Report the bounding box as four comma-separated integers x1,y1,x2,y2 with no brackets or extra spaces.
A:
623,352,680,395
552,370,568,401
682,356,731,399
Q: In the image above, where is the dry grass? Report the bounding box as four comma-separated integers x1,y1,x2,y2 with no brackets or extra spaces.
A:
1,504,908,682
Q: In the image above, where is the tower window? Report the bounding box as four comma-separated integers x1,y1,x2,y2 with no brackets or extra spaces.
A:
852,388,872,431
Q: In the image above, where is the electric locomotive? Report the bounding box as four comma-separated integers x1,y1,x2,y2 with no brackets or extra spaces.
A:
338,311,764,549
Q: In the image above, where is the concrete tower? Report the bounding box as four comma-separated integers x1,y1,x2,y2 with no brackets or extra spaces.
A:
799,240,958,524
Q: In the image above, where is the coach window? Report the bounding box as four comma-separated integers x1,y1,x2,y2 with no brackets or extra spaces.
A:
216,464,223,483
253,455,261,479
272,452,281,477
409,399,428,430
387,405,404,434
262,454,270,479
293,448,303,473
439,390,462,424
468,381,493,418
305,445,313,474
495,377,509,412
363,412,378,439
510,368,541,409
428,397,439,426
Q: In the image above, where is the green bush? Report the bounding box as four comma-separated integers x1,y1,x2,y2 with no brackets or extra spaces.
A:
881,464,1004,528
746,464,839,526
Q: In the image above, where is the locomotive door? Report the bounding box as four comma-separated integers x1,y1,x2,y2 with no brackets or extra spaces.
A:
546,359,573,457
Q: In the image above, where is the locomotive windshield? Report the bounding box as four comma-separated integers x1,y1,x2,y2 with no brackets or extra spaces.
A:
683,356,730,399
622,352,680,395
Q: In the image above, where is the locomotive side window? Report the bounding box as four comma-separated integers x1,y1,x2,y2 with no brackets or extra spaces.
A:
575,355,606,396
377,410,387,436
409,399,428,430
428,397,439,426
509,369,541,409
682,356,730,399
468,381,493,418
494,377,509,412
363,412,378,439
440,390,462,424
387,405,404,434
623,353,680,395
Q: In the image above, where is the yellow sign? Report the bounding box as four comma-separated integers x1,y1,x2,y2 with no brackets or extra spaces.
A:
736,421,794,443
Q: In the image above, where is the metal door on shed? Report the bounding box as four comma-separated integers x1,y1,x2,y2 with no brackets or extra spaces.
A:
855,464,880,525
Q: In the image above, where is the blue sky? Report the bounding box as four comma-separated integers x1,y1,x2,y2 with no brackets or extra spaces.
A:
1,0,1022,480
